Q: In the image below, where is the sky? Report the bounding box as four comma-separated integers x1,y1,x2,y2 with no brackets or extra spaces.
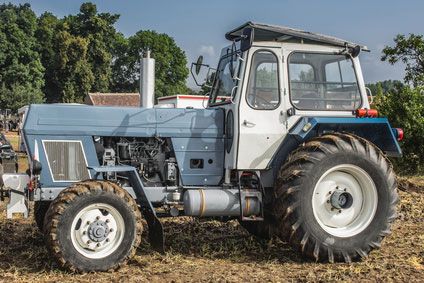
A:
4,0,424,89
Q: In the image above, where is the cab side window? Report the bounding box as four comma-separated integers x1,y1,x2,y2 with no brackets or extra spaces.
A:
246,51,280,110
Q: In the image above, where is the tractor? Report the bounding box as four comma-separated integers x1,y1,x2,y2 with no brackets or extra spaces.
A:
1,22,403,272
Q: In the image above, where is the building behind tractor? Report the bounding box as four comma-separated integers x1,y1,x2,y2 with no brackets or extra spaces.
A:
1,22,403,272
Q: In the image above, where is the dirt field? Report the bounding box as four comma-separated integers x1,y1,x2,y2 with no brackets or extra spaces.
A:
0,132,423,282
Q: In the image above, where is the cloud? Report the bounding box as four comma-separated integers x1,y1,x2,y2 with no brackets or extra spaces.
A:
199,45,215,58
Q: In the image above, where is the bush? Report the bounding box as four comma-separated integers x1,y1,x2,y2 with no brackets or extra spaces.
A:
374,86,424,174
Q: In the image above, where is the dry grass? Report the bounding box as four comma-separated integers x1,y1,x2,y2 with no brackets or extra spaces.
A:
0,132,423,282
3,131,19,151
0,181,422,282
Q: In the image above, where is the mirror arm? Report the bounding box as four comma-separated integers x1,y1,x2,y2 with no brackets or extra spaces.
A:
190,62,210,87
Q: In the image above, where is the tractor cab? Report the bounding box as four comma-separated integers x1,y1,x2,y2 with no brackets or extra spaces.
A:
193,22,375,173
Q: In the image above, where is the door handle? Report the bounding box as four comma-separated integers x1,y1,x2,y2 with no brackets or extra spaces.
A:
243,120,256,127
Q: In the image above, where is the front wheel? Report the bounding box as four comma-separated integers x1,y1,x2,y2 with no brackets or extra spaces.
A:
273,133,398,262
44,180,143,272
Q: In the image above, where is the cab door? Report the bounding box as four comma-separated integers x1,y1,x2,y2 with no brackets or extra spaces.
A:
237,47,287,169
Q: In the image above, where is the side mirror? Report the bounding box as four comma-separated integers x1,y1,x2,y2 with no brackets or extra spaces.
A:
195,55,203,75
190,56,210,86
240,27,254,52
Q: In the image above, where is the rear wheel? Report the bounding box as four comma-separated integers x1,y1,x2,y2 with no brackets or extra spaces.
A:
273,133,398,262
44,180,143,272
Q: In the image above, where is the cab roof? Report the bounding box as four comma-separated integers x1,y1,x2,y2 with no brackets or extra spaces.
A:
225,22,369,51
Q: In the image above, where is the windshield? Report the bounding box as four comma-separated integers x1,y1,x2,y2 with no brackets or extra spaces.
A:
209,48,239,105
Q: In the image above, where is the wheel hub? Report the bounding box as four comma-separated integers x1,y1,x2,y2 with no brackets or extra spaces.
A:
330,190,353,209
88,220,110,242
312,165,378,238
71,203,125,259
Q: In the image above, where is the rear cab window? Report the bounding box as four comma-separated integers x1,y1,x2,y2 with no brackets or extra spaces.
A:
288,52,362,111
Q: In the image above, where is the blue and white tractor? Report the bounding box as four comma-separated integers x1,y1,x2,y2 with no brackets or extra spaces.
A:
1,22,403,272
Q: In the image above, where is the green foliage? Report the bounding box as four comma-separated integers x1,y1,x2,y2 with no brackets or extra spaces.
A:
366,80,404,97
53,29,94,103
382,34,424,86
35,3,119,102
374,86,424,174
1,2,189,106
35,12,61,102
111,30,189,98
65,3,121,92
0,3,45,111
380,34,424,174
0,84,44,111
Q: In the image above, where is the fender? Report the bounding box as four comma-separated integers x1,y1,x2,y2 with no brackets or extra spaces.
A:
266,117,402,184
89,165,164,253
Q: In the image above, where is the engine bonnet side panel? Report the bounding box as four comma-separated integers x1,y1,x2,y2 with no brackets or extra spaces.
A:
23,104,225,187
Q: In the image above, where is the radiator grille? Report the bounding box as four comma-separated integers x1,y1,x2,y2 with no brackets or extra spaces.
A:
43,141,90,182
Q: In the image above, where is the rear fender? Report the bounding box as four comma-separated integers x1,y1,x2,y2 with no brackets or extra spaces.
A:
264,117,402,186
290,117,402,157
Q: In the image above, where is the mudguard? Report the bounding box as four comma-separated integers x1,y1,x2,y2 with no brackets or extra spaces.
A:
88,165,165,253
290,117,402,157
266,117,402,184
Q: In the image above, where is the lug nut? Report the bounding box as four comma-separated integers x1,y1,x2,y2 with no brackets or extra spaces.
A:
82,231,86,235
105,219,110,223
96,216,100,220
96,243,100,247
86,221,90,225
344,188,347,192
109,228,114,232
326,200,330,203
339,210,342,213
87,240,91,244
106,238,110,242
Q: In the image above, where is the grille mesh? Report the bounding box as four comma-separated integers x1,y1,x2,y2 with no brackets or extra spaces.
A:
43,141,90,181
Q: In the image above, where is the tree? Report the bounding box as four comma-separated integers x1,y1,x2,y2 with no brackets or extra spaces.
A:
1,2,190,106
35,12,61,102
0,84,44,112
111,30,189,98
366,80,403,97
0,3,44,110
35,3,120,102
382,34,424,86
374,86,424,174
65,2,121,92
51,28,94,103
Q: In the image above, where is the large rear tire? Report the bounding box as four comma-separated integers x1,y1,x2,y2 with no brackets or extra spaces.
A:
273,133,398,262
44,180,143,272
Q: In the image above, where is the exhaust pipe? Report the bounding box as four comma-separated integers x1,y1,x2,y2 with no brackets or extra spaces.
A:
140,50,155,108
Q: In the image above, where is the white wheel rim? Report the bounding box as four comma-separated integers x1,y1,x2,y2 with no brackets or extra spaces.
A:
312,164,378,238
70,203,125,259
